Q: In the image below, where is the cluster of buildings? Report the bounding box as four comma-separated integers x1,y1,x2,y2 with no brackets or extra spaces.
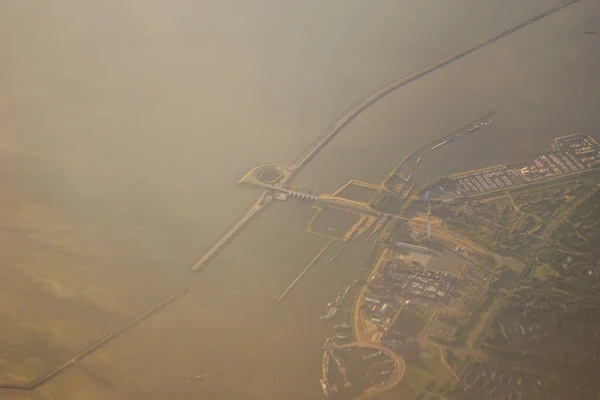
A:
361,247,458,331
520,133,600,180
378,261,456,304
363,295,401,327
451,166,521,198
424,133,600,200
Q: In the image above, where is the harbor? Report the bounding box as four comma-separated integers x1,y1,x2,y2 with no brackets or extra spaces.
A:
424,134,600,201
320,286,351,320
2,0,597,398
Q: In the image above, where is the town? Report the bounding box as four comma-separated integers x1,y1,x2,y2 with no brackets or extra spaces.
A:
311,132,600,399
198,124,600,399
424,133,600,201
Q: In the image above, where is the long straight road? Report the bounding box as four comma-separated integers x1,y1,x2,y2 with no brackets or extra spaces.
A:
190,192,270,272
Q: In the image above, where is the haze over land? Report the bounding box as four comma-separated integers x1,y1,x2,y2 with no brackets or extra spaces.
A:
0,0,598,399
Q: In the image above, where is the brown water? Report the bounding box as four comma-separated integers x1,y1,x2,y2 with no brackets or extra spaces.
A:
1,0,598,399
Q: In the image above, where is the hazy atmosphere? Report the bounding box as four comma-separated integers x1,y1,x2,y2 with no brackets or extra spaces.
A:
1,1,599,399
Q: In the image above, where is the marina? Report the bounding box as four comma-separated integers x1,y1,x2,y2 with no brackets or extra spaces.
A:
321,286,351,320
425,134,600,201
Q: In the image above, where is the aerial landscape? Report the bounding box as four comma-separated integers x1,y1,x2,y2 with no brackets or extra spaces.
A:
1,0,599,399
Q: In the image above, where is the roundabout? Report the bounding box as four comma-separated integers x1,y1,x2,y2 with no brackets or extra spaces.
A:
238,163,295,190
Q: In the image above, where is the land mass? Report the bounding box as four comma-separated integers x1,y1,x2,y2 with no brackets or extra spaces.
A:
1,0,599,399
235,127,600,399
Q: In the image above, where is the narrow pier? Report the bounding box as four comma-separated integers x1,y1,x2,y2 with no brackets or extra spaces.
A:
277,241,334,303
329,242,351,264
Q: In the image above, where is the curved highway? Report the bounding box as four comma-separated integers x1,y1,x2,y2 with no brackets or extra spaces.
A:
286,0,579,183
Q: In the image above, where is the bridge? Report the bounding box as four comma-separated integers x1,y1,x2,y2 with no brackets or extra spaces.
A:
275,188,403,224
275,189,319,203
